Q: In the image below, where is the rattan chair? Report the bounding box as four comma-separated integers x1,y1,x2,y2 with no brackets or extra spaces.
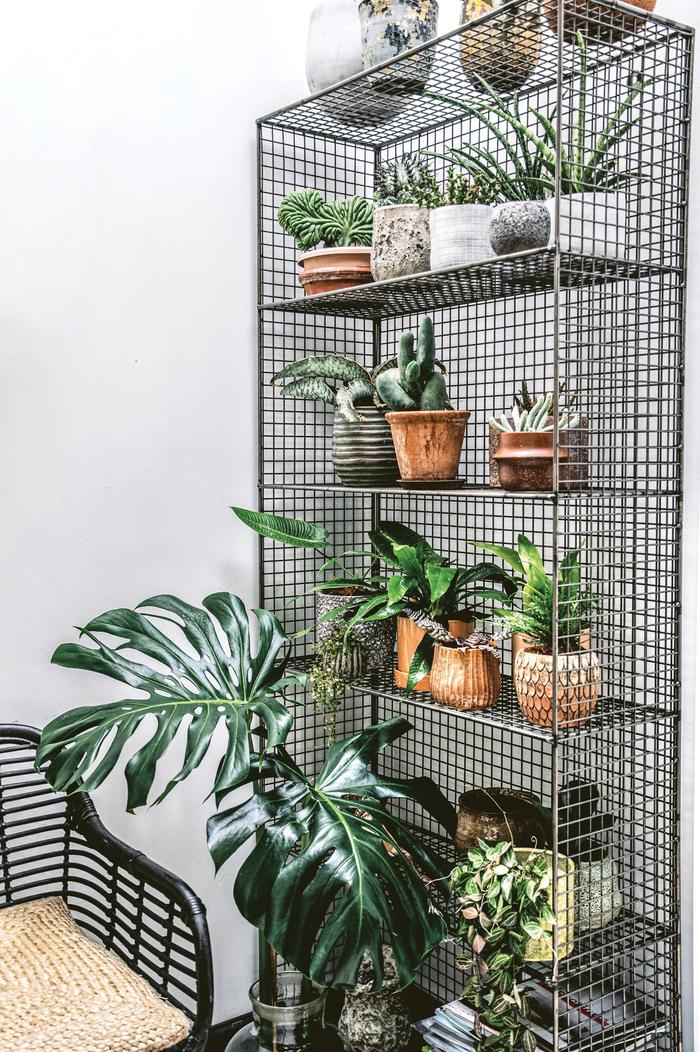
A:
0,723,214,1052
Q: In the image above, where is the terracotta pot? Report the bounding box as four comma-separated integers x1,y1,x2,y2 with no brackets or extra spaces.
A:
332,405,400,487
431,645,501,711
513,849,574,961
513,628,590,665
543,0,656,45
298,247,373,296
493,430,569,491
316,590,396,670
460,0,542,95
514,648,601,729
394,614,474,692
489,418,588,488
455,788,549,853
387,410,470,481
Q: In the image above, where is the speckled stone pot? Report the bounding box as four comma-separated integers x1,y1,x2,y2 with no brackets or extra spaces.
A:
575,855,623,932
490,200,551,256
338,948,411,1052
332,405,400,487
371,204,431,280
460,0,542,95
316,590,396,671
358,0,439,93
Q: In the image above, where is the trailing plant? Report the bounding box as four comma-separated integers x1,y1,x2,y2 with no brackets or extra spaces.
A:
428,33,652,201
375,316,450,412
452,841,556,1052
489,381,580,434
308,622,365,744
278,188,374,251
208,716,457,991
472,535,599,654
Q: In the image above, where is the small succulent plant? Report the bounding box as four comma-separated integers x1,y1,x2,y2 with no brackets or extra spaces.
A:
375,316,450,412
489,380,580,434
374,153,438,207
278,188,374,251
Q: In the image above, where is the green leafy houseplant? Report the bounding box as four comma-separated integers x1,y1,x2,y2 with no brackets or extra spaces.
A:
451,841,557,1052
278,188,374,251
307,622,365,744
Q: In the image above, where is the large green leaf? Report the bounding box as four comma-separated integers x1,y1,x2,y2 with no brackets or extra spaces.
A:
207,717,455,991
232,507,329,549
38,593,300,810
270,355,370,386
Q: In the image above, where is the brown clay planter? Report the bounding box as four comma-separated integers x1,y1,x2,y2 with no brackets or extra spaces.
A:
431,645,501,711
543,0,656,45
297,247,373,296
514,648,601,729
460,0,542,95
493,430,569,491
394,614,474,692
454,788,549,853
386,410,470,481
489,419,588,488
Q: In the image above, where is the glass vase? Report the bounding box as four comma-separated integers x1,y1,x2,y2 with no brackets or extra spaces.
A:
226,971,327,1052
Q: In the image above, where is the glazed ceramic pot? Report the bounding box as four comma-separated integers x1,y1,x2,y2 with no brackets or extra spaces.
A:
358,0,439,94
316,590,396,670
371,204,431,280
489,418,588,489
493,430,569,491
547,192,627,259
460,0,542,95
332,405,400,487
306,0,364,92
543,0,656,45
455,788,549,853
514,648,601,729
430,204,494,268
394,614,474,691
490,201,551,256
387,410,470,481
513,628,590,666
225,972,326,1052
337,948,411,1052
513,849,575,961
575,853,623,932
297,247,374,295
431,645,501,710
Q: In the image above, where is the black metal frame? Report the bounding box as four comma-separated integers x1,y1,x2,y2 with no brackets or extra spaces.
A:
0,724,214,1052
255,2,692,1048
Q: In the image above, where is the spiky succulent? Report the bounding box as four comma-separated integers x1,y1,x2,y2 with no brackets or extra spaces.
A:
375,317,450,412
278,188,374,252
489,381,580,434
374,153,439,207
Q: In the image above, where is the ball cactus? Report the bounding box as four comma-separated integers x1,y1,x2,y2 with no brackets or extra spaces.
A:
375,317,450,412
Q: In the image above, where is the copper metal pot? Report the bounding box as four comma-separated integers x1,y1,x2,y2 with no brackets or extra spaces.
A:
455,787,550,853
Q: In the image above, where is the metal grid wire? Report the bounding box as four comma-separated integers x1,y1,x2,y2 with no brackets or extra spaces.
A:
257,2,691,1048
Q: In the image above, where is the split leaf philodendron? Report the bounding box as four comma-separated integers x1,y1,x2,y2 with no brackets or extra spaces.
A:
375,317,449,412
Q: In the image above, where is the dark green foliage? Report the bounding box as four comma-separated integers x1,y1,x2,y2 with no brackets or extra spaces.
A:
278,188,374,251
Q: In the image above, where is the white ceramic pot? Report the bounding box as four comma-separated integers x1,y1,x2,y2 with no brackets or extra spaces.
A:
430,204,494,269
306,0,364,93
371,204,431,280
547,192,627,259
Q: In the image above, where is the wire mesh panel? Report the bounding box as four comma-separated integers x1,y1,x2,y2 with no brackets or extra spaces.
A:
257,2,691,1047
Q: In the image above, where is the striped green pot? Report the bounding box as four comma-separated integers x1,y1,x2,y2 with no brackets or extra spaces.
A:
332,406,400,487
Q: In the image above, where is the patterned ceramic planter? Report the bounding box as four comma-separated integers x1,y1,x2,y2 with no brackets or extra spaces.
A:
394,614,474,691
575,854,623,932
338,948,411,1052
490,200,551,256
431,645,501,711
514,648,601,729
358,0,439,93
371,204,431,280
460,0,542,95
332,405,400,487
430,204,494,268
316,590,396,671
306,0,364,92
543,0,656,45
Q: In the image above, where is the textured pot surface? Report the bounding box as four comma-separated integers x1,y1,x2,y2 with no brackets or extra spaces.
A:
394,614,474,691
298,246,373,295
512,850,575,961
371,204,431,281
489,419,588,488
332,405,400,487
490,200,551,256
543,0,656,45
387,409,470,481
460,0,542,94
316,589,396,670
306,0,364,92
513,628,590,665
575,856,623,932
455,788,549,853
493,430,569,491
547,192,627,259
338,948,411,1052
515,648,601,729
430,204,494,268
431,645,501,711
358,0,438,92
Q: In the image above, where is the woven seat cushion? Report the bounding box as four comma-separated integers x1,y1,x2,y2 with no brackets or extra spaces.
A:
0,897,190,1052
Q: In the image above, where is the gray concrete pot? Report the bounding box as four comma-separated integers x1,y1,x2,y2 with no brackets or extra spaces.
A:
430,204,494,268
332,405,399,487
338,948,411,1052
371,204,431,281
316,591,396,670
490,200,551,256
306,0,364,93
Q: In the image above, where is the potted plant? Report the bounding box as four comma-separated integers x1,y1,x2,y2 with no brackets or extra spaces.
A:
306,0,364,94
451,840,574,1052
454,787,550,853
543,0,656,46
489,380,588,489
371,153,434,280
377,316,470,481
358,0,439,94
278,188,374,295
427,168,501,268
473,534,601,729
459,0,543,96
488,382,582,491
269,352,400,486
337,947,412,1052
558,779,622,933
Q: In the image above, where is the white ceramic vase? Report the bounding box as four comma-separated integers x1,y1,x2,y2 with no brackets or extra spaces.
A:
547,191,627,259
306,0,364,93
430,204,494,269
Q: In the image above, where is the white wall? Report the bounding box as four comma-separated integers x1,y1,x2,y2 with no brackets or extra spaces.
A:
0,0,697,1031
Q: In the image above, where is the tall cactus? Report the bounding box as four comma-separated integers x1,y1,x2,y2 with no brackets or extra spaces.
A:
375,317,450,412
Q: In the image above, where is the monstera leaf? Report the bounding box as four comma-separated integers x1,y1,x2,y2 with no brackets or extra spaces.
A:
207,717,456,991
37,593,301,810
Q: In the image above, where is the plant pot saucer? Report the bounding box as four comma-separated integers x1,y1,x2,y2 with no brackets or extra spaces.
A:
397,478,467,490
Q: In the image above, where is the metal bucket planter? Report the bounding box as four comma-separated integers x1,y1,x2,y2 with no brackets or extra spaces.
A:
371,204,431,280
459,0,542,95
430,204,494,269
358,0,439,95
455,788,549,853
316,590,396,671
332,405,400,487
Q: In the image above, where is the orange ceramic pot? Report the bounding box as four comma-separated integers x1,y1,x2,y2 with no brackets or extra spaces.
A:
460,0,542,95
387,410,470,481
298,247,374,295
395,614,475,692
514,648,601,729
431,644,501,710
494,430,569,491
543,0,656,45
